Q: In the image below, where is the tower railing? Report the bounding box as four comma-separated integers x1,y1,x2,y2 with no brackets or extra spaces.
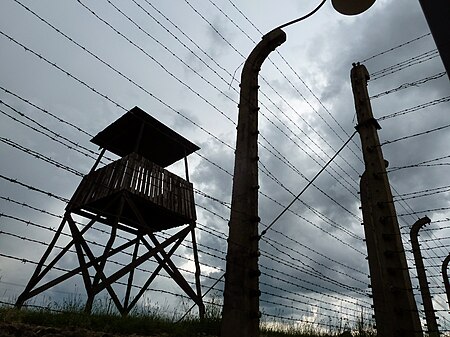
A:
68,152,196,224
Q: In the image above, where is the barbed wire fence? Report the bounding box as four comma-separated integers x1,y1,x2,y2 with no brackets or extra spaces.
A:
361,27,450,334
0,0,448,335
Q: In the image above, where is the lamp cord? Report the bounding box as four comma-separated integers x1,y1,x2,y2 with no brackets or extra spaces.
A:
275,0,327,31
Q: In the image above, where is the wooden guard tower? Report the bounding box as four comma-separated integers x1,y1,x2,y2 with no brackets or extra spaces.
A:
16,106,205,317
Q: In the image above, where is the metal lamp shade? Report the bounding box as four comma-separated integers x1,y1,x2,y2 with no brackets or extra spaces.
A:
331,0,376,15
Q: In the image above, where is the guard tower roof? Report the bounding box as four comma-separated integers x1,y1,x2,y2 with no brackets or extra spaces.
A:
91,106,200,167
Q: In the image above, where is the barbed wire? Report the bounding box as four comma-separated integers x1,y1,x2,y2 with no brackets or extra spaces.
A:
260,132,362,238
0,174,368,309
393,184,450,201
0,252,221,311
0,125,366,275
260,264,372,310
0,213,370,322
218,0,364,164
257,98,360,197
370,49,439,81
0,137,84,177
99,0,238,124
0,174,69,203
1,1,448,326
181,0,365,198
1,0,368,247
397,206,450,218
203,0,365,169
259,191,365,256
360,32,431,63
387,153,450,173
2,0,366,231
0,211,226,292
259,278,368,321
0,29,234,153
0,86,440,330
261,236,367,289
378,96,450,120
0,218,221,288
370,71,447,99
0,86,93,138
259,147,362,222
0,103,98,161
381,122,450,146
260,246,368,298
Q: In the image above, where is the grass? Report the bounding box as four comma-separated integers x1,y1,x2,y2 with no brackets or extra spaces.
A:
0,307,376,337
260,316,376,337
0,295,376,336
0,306,221,337
0,293,222,337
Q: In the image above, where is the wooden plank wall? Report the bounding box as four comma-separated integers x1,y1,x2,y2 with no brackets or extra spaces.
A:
69,153,196,221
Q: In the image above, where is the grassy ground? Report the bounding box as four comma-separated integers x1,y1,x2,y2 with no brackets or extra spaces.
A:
0,307,377,337
0,307,220,337
0,295,376,337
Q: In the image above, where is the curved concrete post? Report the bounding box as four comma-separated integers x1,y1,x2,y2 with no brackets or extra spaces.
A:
410,216,440,337
442,254,450,312
221,28,286,337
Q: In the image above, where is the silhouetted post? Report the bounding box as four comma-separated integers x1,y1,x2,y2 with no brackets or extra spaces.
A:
410,216,440,337
443,254,450,312
351,63,422,337
220,29,286,337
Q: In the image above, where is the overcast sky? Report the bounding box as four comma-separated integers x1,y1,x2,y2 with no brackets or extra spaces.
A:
0,0,449,333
